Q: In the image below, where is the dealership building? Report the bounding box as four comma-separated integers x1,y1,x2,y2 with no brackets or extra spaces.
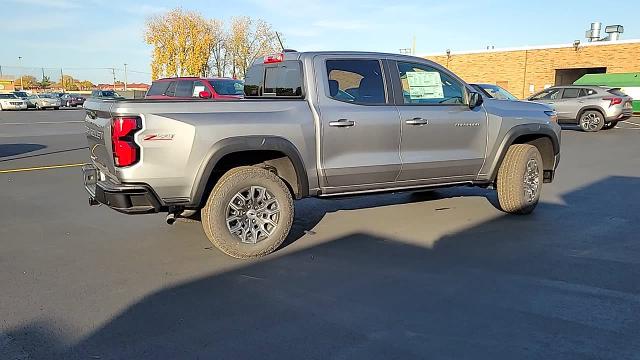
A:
425,35,640,101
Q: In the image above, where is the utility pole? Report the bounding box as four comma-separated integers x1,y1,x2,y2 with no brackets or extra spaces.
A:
18,56,23,91
0,65,3,78
124,63,128,91
412,35,416,55
112,68,116,90
41,68,46,89
60,68,65,93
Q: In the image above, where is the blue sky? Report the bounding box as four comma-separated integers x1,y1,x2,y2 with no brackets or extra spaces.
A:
2,0,639,84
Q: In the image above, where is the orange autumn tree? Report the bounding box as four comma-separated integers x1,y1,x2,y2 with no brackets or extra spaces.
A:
145,8,216,79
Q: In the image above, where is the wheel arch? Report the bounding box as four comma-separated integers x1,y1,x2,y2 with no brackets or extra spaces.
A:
576,105,606,123
488,125,560,183
190,136,309,208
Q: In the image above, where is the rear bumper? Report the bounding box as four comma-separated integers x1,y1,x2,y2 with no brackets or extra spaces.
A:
82,164,162,214
607,109,633,121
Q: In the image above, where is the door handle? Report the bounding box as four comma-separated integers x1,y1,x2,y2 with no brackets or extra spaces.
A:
405,117,429,125
329,119,355,127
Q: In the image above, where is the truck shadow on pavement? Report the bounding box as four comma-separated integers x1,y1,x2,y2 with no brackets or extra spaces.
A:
0,145,87,163
5,176,640,359
0,144,46,159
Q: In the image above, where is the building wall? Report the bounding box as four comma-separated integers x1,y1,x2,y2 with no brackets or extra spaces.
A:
426,41,640,99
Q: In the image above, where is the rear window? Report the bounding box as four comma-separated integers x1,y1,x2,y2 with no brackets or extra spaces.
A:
147,81,171,96
209,79,244,96
244,60,303,97
607,88,627,97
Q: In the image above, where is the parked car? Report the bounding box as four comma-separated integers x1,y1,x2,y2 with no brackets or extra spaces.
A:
0,93,28,110
470,83,518,100
60,93,86,107
27,93,61,110
91,90,125,100
145,77,244,100
11,91,34,109
82,51,561,259
528,86,633,131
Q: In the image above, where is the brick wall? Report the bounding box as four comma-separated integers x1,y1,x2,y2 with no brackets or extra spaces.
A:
426,41,640,99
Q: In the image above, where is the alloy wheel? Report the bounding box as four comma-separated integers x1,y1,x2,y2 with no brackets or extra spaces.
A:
226,186,280,244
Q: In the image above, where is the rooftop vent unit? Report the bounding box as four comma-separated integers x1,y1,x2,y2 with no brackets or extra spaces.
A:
585,22,624,42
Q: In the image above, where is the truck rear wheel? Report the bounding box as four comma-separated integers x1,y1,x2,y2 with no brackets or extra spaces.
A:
496,144,543,215
201,166,294,259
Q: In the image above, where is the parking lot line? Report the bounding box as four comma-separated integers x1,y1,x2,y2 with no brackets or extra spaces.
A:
0,163,87,174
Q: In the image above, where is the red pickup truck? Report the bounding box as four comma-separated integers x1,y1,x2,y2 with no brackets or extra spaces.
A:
145,77,244,100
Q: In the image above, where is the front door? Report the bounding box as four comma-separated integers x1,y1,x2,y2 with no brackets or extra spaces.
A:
390,60,487,182
316,57,401,189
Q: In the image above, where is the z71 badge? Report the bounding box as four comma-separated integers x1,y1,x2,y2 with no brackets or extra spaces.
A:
143,134,175,141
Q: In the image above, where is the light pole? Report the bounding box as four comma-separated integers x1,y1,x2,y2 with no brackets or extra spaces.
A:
18,56,23,90
124,63,128,91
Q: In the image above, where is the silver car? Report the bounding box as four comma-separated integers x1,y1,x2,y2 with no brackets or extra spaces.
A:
528,86,633,132
27,93,61,110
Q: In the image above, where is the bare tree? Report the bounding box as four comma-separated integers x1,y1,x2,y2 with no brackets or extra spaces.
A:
209,19,228,77
228,16,280,79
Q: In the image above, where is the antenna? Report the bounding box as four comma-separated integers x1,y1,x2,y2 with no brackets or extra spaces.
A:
275,32,285,51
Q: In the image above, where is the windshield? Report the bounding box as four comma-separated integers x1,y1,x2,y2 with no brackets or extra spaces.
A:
0,94,18,99
41,94,54,98
478,84,518,100
13,92,28,97
101,91,120,97
208,79,244,96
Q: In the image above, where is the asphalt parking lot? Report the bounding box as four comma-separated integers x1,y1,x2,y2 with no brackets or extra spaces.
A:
1,109,640,359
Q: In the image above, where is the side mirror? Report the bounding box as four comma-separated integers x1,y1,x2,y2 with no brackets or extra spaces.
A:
198,91,212,99
469,91,484,109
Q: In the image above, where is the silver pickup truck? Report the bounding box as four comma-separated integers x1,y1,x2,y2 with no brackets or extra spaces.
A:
83,51,561,259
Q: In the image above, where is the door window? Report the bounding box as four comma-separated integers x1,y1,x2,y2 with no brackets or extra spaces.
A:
562,88,581,99
326,59,386,105
175,80,194,97
165,81,177,97
147,81,171,96
192,81,206,97
396,61,464,105
531,88,561,100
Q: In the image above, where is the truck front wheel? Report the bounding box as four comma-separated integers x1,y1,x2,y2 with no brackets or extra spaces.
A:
201,166,294,259
496,144,543,215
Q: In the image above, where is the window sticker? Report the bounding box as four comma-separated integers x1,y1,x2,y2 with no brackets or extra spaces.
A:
193,85,205,96
406,71,444,99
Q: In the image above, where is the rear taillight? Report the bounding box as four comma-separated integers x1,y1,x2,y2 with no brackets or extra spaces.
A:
111,116,141,167
603,97,623,106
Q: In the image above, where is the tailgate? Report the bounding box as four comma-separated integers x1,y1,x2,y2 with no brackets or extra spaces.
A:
84,99,117,177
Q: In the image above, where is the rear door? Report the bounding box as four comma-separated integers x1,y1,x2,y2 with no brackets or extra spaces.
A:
390,60,487,182
315,56,401,189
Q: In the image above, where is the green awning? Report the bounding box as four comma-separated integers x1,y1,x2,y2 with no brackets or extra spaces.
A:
574,73,640,87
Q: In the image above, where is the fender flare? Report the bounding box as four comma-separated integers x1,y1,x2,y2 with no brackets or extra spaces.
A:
190,136,309,207
487,124,560,182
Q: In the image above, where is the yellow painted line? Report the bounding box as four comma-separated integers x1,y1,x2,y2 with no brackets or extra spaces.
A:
0,163,87,174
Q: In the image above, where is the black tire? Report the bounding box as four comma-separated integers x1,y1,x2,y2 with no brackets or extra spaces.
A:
54,107,60,110
578,110,605,132
497,144,543,215
201,166,294,259
602,121,618,130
